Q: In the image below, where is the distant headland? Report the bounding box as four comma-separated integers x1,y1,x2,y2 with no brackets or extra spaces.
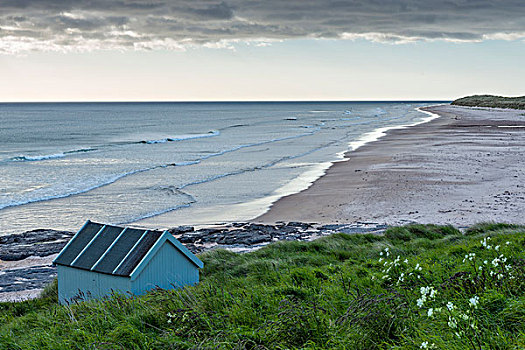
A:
452,94,525,109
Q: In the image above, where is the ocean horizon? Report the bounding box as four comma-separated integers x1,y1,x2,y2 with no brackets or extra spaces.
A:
0,101,444,235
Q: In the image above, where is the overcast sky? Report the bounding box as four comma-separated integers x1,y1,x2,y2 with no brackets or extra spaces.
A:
1,0,524,101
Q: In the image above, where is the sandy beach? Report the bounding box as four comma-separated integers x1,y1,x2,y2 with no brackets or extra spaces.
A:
257,105,525,226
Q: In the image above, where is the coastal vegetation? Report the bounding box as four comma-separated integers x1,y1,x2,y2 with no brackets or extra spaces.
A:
452,95,525,109
1,223,524,349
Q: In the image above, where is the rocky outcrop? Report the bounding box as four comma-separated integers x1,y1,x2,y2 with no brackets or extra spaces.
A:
171,222,387,253
0,229,73,261
0,222,387,301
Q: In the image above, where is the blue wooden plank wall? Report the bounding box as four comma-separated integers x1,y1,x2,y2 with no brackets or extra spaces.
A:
57,265,131,304
131,242,199,295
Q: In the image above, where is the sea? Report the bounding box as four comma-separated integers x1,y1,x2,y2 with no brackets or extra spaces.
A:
0,101,443,235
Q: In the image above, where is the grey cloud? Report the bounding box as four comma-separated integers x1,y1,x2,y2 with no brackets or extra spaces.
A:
0,0,524,54
186,2,234,19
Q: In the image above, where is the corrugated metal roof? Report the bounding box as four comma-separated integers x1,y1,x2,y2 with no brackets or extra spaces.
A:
113,230,162,276
91,227,146,274
54,221,104,266
53,221,167,277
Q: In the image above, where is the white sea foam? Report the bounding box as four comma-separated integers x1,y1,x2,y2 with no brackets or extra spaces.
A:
7,148,97,162
10,153,66,162
341,107,440,156
0,128,320,212
0,159,203,211
244,106,442,219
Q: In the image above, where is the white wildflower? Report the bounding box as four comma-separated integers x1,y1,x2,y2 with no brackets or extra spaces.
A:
427,308,434,317
417,298,425,308
481,237,492,249
495,245,500,251
469,296,479,308
506,241,511,245
447,302,455,311
420,341,428,349
448,316,457,329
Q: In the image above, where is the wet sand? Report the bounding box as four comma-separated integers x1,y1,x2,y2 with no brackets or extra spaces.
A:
256,105,525,226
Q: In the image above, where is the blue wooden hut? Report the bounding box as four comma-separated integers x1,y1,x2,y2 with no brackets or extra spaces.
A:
53,220,203,304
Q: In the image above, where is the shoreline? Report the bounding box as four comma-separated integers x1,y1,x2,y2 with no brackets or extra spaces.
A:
134,104,443,229
256,105,525,225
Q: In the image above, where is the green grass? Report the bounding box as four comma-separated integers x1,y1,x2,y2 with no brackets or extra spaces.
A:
1,223,524,349
451,95,525,110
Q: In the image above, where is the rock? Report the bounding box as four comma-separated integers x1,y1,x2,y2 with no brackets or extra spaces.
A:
286,222,312,230
0,265,56,293
184,244,204,254
0,241,70,261
168,226,194,234
198,228,223,236
177,234,200,244
0,229,72,245
0,230,73,261
245,234,272,245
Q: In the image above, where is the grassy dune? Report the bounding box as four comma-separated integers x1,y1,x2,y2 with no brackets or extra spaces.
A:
452,95,525,109
1,223,524,349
